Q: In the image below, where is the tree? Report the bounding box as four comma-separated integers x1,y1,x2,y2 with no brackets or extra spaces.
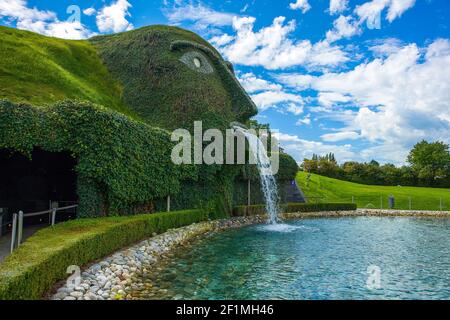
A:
407,140,450,186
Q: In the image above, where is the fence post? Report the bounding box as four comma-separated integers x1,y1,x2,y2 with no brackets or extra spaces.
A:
167,195,171,212
247,179,251,207
51,208,57,226
409,197,411,210
0,213,3,238
10,213,17,253
351,196,354,204
17,211,24,246
380,196,383,209
440,198,443,211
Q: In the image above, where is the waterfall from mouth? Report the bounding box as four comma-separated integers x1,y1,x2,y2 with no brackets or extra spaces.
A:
234,126,279,224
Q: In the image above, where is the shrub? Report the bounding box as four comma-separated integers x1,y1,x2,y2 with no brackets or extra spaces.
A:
0,209,208,300
233,202,357,216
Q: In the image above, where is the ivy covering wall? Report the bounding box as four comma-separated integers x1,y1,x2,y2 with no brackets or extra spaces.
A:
0,25,300,218
0,100,186,217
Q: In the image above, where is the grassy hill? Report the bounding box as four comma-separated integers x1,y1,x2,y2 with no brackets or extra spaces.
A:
296,171,450,211
0,26,138,119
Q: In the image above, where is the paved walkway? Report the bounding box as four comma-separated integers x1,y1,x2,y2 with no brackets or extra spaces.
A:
0,224,47,262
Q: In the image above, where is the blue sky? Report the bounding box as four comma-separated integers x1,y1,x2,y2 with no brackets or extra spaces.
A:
1,0,449,165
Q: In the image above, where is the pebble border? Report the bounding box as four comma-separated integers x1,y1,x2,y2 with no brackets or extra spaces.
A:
52,209,449,300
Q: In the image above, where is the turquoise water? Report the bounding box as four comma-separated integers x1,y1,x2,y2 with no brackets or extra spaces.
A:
131,217,450,300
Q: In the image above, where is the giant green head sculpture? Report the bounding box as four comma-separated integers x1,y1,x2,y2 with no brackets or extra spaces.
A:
90,25,257,131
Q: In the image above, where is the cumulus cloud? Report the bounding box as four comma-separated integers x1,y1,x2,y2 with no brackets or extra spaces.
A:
296,114,311,126
329,0,349,15
218,16,348,70
238,72,283,93
360,142,409,164
321,131,360,142
209,34,234,46
289,0,311,13
251,90,303,111
355,0,416,24
96,0,133,33
318,92,351,107
277,39,450,151
164,2,237,28
326,15,361,42
286,103,304,115
323,0,415,43
272,132,356,162
235,72,305,116
83,8,96,16
0,0,93,39
368,38,404,57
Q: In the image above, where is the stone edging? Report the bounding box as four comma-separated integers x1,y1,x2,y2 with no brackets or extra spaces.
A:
50,215,265,300
51,209,449,300
281,208,449,219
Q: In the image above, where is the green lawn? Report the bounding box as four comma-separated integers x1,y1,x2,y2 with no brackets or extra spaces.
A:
0,26,139,120
296,171,450,211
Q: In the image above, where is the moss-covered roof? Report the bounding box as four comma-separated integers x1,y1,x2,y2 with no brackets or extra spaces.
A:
0,24,257,131
0,25,137,119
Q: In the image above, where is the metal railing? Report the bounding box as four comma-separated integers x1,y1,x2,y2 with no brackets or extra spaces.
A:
9,204,78,253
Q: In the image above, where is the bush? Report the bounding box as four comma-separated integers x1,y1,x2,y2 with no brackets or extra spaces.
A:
233,202,357,216
0,209,209,300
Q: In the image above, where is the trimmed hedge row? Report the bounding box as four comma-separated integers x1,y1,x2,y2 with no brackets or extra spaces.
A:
0,209,208,300
233,203,357,216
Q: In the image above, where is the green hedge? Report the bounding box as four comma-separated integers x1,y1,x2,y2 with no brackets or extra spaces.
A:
233,202,357,216
0,209,209,300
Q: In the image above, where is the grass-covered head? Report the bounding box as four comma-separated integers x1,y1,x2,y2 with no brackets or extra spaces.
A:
90,25,257,131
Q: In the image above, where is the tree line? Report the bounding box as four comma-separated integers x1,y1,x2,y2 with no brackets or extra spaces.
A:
300,140,450,188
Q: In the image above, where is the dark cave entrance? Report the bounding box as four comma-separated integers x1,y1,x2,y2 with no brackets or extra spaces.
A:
0,148,78,227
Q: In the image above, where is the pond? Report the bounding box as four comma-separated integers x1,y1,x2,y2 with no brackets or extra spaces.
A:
130,217,450,300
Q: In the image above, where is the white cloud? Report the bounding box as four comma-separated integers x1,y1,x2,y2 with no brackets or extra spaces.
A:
329,0,349,15
275,73,314,90
296,114,311,126
360,142,409,165
286,103,304,115
321,131,360,142
355,0,416,24
164,2,237,28
0,0,55,22
96,0,133,33
209,33,234,46
318,92,351,107
277,135,356,162
322,0,416,43
289,0,311,13
272,132,356,163
220,16,348,70
24,20,95,39
278,39,450,151
0,0,93,39
368,38,404,56
326,15,361,42
83,8,96,16
251,90,303,111
385,0,416,22
238,72,282,93
272,132,301,142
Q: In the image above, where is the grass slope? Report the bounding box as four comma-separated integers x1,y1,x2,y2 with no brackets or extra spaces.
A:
0,26,137,119
296,171,450,211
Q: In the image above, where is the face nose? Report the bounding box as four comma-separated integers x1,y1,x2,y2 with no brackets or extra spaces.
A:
221,65,258,121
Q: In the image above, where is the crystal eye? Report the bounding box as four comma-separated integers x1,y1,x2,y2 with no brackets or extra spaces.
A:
179,51,213,74
193,57,201,68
